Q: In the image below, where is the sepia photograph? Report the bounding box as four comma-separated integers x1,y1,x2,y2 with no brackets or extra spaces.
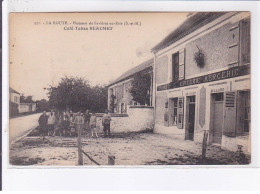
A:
9,11,251,166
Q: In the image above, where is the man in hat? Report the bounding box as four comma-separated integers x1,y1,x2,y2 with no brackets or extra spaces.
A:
38,111,48,139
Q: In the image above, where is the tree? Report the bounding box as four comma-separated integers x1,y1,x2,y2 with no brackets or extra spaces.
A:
109,93,116,113
20,94,34,103
129,71,151,105
47,76,107,113
35,99,50,112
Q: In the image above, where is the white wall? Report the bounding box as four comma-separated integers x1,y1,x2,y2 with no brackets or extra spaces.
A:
96,106,154,133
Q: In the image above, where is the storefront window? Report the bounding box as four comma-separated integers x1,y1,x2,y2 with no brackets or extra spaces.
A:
173,98,178,125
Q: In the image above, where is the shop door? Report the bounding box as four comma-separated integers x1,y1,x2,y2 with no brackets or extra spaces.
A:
121,103,124,113
237,91,251,135
169,98,178,126
188,103,195,140
212,93,224,144
185,96,196,141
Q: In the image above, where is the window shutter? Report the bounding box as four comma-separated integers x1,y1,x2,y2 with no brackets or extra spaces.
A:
177,97,184,129
223,91,237,137
179,49,185,80
240,18,250,65
228,24,239,66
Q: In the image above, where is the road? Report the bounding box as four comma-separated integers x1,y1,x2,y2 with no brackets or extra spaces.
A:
9,113,42,143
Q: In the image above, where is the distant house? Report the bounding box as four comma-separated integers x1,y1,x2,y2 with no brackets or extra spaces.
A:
9,87,20,116
19,103,37,113
107,59,154,113
9,87,37,115
9,87,20,104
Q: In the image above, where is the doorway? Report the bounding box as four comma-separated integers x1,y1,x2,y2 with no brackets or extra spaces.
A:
211,93,224,144
185,96,196,140
237,90,251,135
169,98,178,126
120,103,125,113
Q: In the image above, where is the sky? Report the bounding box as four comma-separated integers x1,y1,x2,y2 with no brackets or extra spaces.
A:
9,12,188,100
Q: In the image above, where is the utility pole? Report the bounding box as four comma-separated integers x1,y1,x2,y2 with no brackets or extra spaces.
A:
77,124,83,165
202,130,208,160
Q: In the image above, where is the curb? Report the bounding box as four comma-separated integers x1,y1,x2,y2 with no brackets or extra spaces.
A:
10,127,36,145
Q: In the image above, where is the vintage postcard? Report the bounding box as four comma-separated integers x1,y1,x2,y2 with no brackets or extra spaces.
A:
9,12,251,166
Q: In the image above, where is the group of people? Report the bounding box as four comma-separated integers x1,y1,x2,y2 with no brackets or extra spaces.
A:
38,109,112,139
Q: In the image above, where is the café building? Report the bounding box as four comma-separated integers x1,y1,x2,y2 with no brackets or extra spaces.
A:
151,12,250,153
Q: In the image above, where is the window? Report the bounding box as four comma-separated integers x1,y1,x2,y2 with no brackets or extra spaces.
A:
122,83,125,98
212,93,224,101
240,91,250,133
189,96,196,103
170,98,178,125
240,18,250,65
172,52,179,83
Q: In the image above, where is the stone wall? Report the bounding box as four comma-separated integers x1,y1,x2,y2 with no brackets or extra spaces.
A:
95,106,154,133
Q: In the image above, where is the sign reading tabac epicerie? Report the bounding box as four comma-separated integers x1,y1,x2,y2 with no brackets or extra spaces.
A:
157,64,250,91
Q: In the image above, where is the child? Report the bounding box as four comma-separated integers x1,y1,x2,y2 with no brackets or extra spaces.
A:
89,112,98,138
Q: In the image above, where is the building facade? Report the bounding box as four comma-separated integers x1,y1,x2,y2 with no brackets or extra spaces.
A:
107,59,153,113
9,87,21,116
9,87,37,115
152,12,250,152
19,103,37,113
9,87,20,104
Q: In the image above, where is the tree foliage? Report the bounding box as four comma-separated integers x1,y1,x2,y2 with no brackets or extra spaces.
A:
129,72,151,105
35,99,50,112
47,76,107,113
20,94,34,103
109,93,116,113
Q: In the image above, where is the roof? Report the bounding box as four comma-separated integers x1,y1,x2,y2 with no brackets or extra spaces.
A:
151,12,228,53
108,58,153,87
9,87,20,94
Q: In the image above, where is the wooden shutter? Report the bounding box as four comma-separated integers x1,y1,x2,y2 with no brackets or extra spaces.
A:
177,97,184,129
223,91,237,137
172,53,179,83
228,24,239,66
240,18,250,65
179,49,185,80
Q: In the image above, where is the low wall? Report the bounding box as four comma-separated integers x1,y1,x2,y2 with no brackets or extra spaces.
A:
96,106,154,133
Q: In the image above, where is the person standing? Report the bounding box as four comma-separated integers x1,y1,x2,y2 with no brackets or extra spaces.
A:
102,110,111,137
85,109,91,130
48,110,56,136
74,112,85,135
38,111,48,139
62,115,71,136
89,112,98,138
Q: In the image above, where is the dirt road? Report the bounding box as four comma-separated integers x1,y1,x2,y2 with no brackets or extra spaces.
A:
9,131,250,166
9,113,41,143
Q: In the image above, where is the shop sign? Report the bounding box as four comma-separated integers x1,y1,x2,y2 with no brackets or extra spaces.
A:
211,88,225,93
157,64,250,91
